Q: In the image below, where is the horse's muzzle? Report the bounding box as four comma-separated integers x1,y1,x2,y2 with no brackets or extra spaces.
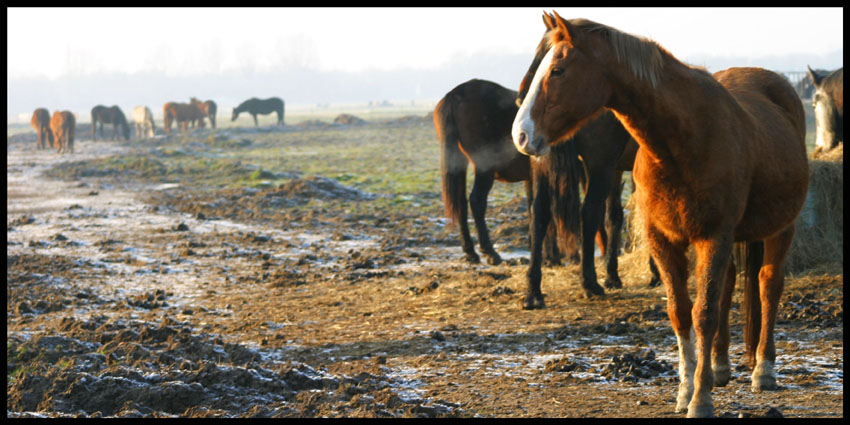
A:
514,131,550,156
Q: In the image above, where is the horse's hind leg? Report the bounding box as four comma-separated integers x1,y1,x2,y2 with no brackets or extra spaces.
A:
252,114,259,127
751,227,794,392
469,171,500,265
603,171,624,289
578,169,612,298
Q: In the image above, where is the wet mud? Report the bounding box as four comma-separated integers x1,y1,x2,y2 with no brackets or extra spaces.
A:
6,126,843,417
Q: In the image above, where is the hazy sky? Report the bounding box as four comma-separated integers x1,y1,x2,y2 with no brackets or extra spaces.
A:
7,7,844,80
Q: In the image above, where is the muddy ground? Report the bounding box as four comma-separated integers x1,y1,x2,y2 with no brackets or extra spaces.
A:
6,121,843,417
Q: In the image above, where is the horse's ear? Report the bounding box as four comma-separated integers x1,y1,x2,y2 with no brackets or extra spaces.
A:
807,65,823,86
552,10,577,45
542,11,556,30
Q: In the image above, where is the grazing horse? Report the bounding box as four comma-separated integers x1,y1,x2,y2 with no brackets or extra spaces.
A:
164,102,206,134
91,105,130,141
50,110,75,154
133,106,156,139
434,79,572,266
516,15,661,308
231,97,285,126
512,13,808,417
808,66,843,153
31,108,54,150
190,97,218,129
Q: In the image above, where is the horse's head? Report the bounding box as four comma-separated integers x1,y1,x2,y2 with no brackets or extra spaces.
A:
231,107,240,122
808,66,843,150
512,12,615,157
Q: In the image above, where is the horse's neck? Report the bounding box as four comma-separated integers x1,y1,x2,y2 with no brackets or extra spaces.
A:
607,60,720,165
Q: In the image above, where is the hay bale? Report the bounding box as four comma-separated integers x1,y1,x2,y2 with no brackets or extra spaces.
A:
622,148,843,281
333,114,367,126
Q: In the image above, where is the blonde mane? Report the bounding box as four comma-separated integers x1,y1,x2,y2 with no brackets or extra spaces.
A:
547,18,665,89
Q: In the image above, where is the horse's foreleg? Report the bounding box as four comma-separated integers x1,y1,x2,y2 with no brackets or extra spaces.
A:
686,235,733,418
647,225,692,414
603,171,624,289
712,262,736,387
469,172,500,265
524,174,551,310
252,114,258,127
751,227,793,392
578,170,612,298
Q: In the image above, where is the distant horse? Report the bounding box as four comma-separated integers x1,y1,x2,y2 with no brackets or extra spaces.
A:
91,105,130,141
516,15,660,307
434,79,570,266
164,102,206,134
50,110,75,154
31,108,54,150
190,97,218,129
232,97,285,126
133,106,156,139
808,66,843,153
513,13,808,417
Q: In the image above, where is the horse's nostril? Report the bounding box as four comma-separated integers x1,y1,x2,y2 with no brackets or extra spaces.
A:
518,132,528,147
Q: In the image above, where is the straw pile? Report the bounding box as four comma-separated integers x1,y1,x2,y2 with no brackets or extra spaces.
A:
620,144,843,284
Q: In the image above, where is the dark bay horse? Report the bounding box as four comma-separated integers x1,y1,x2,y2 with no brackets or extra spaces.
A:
91,105,130,141
164,102,206,134
513,13,808,417
190,97,218,129
31,108,54,150
516,15,660,308
50,110,75,154
808,66,843,153
232,97,285,126
434,79,572,266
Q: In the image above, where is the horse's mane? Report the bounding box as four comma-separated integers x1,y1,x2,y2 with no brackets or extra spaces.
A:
547,18,666,89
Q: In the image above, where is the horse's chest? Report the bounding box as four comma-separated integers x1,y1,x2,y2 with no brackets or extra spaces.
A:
633,157,707,241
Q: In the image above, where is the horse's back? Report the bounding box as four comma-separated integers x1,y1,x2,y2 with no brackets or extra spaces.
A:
448,79,527,181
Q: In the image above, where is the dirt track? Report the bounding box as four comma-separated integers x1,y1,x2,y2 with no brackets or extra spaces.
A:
6,127,843,418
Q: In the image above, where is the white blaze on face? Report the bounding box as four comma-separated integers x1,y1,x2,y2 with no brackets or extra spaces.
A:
512,46,556,156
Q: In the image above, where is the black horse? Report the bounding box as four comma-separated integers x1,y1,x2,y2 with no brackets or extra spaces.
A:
91,105,130,141
515,15,660,308
808,66,843,153
434,79,572,266
231,97,285,126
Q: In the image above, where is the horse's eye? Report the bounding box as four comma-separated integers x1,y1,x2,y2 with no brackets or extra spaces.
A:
550,67,565,77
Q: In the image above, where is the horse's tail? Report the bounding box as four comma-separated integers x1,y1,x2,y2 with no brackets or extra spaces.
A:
547,141,582,254
741,240,764,369
434,95,468,225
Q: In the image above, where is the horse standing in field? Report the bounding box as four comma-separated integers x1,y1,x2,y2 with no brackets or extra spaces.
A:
91,105,130,141
231,97,285,126
808,66,843,153
50,110,75,154
31,108,54,150
164,102,206,134
435,79,570,266
190,97,218,129
133,106,156,139
513,13,808,417
516,15,661,308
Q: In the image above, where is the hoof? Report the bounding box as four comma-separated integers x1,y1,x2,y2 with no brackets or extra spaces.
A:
603,277,623,289
522,294,546,310
484,252,502,266
583,284,606,299
751,377,778,392
686,403,714,418
464,253,481,264
647,276,662,288
713,365,731,387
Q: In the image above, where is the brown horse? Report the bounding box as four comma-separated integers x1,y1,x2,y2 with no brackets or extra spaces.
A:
513,13,808,417
164,102,206,134
91,105,130,141
31,108,54,150
808,66,843,153
231,97,285,126
50,110,75,154
190,97,218,129
434,79,571,266
517,16,661,308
